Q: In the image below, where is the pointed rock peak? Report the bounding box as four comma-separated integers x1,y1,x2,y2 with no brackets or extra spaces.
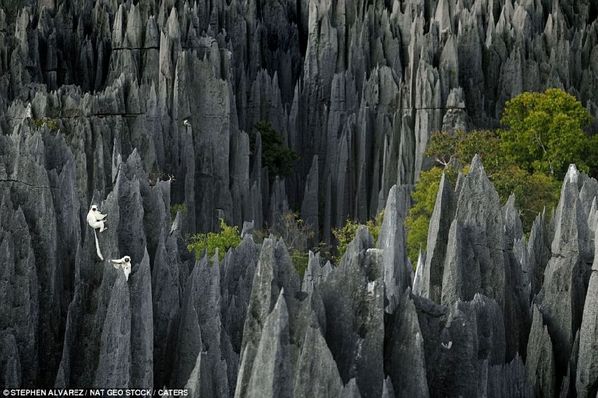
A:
350,225,374,251
386,184,398,203
126,147,141,164
382,377,395,398
446,87,465,108
112,4,125,45
589,198,597,232
310,154,318,171
170,211,182,236
505,193,516,209
579,177,598,210
412,250,426,296
434,0,452,33
454,171,465,194
293,318,343,397
416,249,425,269
166,7,180,39
469,154,484,175
438,172,452,193
139,247,150,269
342,378,362,398
503,193,523,241
125,4,143,48
565,164,579,185
273,288,287,315
145,16,159,48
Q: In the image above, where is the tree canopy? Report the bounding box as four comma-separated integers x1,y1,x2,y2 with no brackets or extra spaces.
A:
500,88,596,178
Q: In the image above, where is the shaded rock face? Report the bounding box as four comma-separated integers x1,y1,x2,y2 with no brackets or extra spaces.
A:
413,160,598,397
1,0,598,396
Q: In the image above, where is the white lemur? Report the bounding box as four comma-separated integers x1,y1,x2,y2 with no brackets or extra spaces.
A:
111,256,132,281
87,205,107,260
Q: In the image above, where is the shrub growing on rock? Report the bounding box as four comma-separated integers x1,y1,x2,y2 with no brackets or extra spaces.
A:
187,218,241,261
333,211,384,258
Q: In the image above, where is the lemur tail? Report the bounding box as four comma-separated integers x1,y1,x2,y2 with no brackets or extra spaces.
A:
94,229,104,260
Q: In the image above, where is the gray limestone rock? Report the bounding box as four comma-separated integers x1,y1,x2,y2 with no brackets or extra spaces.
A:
377,185,411,313
538,166,590,368
2,0,598,395
341,378,362,398
301,251,331,295
292,315,342,397
94,275,131,388
527,211,552,298
445,155,505,307
185,352,212,398
386,290,429,397
321,229,384,398
441,220,479,305
487,355,534,398
129,250,153,388
421,172,454,303
576,240,598,398
244,291,293,398
526,305,557,398
234,237,300,397
301,156,319,244
0,332,21,387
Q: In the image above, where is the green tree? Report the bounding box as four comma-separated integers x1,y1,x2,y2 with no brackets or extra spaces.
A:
491,165,560,228
500,88,594,178
427,130,504,175
250,121,299,180
187,219,242,261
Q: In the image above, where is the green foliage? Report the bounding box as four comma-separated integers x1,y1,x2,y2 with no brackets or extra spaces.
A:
290,250,309,278
333,219,359,258
32,118,60,131
491,165,560,228
333,211,384,258
427,130,504,174
250,121,299,179
187,219,241,261
170,203,187,221
500,88,594,178
368,210,385,243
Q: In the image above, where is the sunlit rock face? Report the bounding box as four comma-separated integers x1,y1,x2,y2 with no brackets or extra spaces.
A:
1,0,598,396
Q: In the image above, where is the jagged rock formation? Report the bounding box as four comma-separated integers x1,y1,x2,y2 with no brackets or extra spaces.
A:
2,138,598,395
414,161,598,397
2,0,598,396
2,0,598,240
